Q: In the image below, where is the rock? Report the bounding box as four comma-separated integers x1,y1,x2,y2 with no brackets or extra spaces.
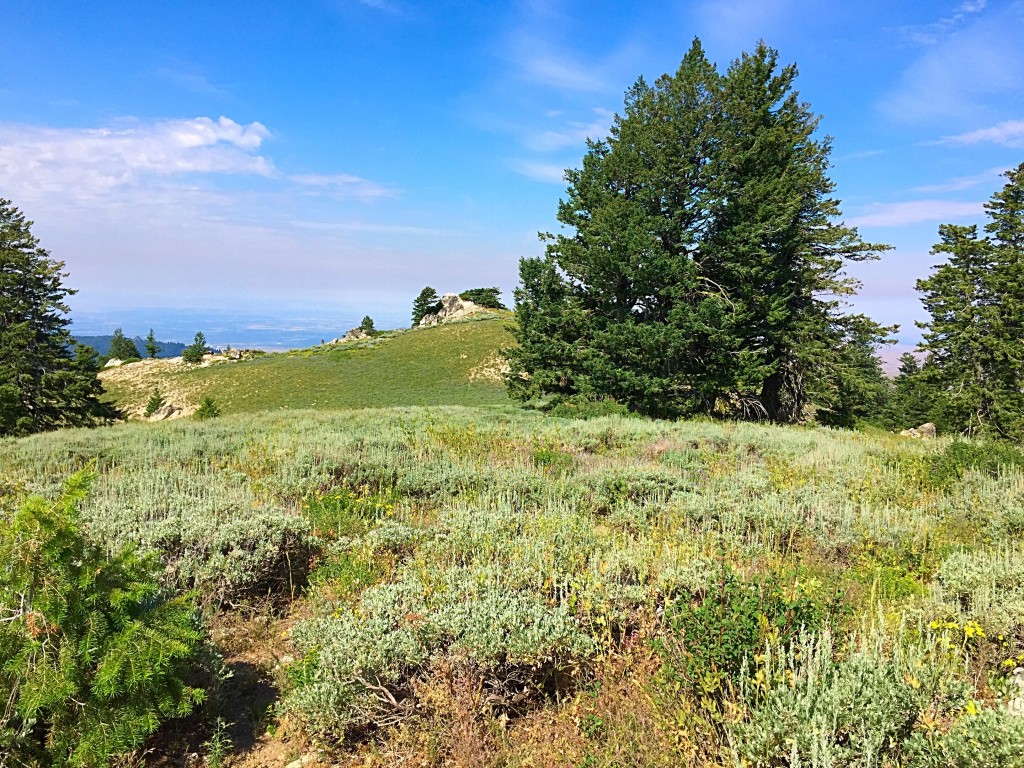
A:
148,403,183,421
1009,667,1024,717
104,358,123,368
418,293,484,326
285,755,315,768
899,422,936,439
342,327,369,341
227,348,242,360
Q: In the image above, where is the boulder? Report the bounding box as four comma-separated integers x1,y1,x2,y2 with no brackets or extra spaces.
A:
148,403,183,421
418,293,484,326
342,327,369,341
899,422,936,439
104,358,123,368
1010,667,1024,717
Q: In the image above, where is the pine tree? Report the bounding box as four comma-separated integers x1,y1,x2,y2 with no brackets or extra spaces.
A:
108,327,141,360
144,388,165,417
0,199,116,436
459,287,506,309
917,164,1024,438
144,328,160,358
0,471,205,765
194,395,220,420
360,315,376,335
182,331,208,364
507,41,889,421
411,286,441,325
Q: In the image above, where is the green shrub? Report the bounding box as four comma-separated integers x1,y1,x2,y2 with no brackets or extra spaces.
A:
194,396,220,420
904,707,1024,768
729,630,968,768
182,331,208,364
656,564,830,736
546,395,634,420
0,470,205,766
144,388,165,417
929,439,1024,486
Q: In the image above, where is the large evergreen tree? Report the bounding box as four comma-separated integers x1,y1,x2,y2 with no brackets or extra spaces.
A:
108,327,140,360
411,286,441,325
506,41,890,421
916,164,1024,439
0,199,115,436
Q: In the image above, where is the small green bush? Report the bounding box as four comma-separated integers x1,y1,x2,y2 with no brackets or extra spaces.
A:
546,395,634,420
904,707,1024,768
0,471,205,767
144,388,165,417
656,564,830,735
194,396,220,420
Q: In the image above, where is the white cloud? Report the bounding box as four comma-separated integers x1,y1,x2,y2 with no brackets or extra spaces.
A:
935,119,1024,147
524,108,613,152
0,116,274,207
847,200,985,227
290,173,396,200
912,166,1009,193
510,160,567,184
880,3,1024,123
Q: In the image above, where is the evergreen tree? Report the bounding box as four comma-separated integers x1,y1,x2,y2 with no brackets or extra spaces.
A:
0,471,205,765
459,287,507,310
506,41,890,422
194,396,220,420
359,315,376,335
916,164,1024,439
887,353,936,430
0,199,115,436
144,328,160,358
108,327,140,360
182,331,207,364
411,286,441,325
144,388,165,418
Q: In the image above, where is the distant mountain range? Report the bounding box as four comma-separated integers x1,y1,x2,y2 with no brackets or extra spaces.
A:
74,334,188,358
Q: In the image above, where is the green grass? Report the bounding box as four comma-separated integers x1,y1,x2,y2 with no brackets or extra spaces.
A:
102,313,514,416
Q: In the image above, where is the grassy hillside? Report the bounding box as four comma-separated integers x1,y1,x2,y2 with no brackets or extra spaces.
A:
99,313,513,416
3,407,1024,765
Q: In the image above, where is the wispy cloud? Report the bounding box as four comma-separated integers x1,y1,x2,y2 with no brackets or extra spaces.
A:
896,0,989,45
290,172,396,200
912,166,1009,193
523,108,612,152
847,200,985,227
0,116,273,207
154,66,228,97
935,119,1024,147
879,3,1024,123
357,0,403,14
509,160,567,184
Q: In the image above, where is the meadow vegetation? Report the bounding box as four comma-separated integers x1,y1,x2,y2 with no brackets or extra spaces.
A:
3,407,1024,765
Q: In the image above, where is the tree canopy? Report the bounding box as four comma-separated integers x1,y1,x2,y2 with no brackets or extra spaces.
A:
506,41,890,422
108,327,140,360
459,287,506,310
0,199,117,436
916,163,1024,439
411,286,441,326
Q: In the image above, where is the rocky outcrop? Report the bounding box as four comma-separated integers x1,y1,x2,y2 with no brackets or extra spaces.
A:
900,422,937,439
418,293,485,326
148,403,184,421
104,358,124,368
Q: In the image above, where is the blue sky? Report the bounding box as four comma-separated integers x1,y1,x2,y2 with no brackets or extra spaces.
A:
2,0,1022,351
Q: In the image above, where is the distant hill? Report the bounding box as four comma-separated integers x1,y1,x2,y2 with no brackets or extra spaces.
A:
74,334,187,358
98,313,514,417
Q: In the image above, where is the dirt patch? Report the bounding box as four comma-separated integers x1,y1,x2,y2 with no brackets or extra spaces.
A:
468,354,510,384
100,357,235,418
